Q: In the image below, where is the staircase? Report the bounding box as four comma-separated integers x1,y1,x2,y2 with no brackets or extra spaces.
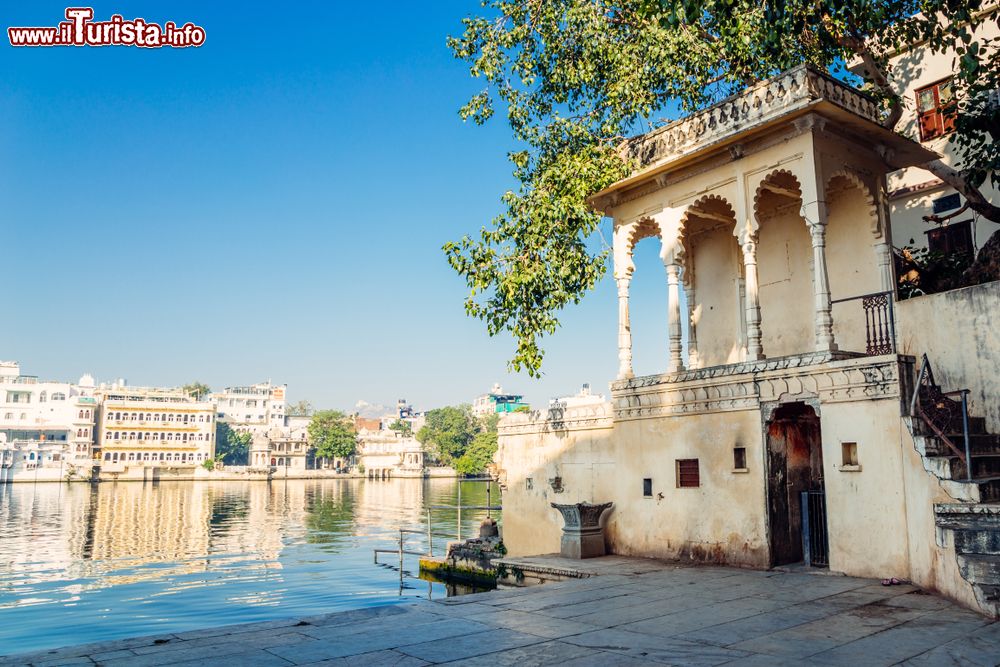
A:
910,413,1000,503
906,354,1000,617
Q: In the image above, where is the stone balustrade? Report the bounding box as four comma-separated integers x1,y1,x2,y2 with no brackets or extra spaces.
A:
624,64,882,171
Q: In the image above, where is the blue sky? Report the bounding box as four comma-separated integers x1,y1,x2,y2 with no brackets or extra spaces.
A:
1,1,673,411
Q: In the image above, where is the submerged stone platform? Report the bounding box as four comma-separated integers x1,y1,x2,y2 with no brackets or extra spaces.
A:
4,556,999,666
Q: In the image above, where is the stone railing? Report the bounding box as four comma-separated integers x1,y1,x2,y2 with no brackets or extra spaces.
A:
625,65,882,170
497,402,615,436
611,352,913,421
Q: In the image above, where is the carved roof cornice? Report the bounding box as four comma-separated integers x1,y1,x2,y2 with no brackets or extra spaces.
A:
591,65,938,213
627,66,878,171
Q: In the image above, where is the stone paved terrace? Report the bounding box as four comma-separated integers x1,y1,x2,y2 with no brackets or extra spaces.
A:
4,556,1000,666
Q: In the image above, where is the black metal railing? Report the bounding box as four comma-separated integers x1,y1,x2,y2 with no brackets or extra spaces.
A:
909,354,973,481
800,490,829,567
830,290,896,356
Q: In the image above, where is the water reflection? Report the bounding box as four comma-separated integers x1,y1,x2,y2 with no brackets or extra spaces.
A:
0,478,500,656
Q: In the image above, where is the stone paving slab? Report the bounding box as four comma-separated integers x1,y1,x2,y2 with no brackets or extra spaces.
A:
3,556,998,666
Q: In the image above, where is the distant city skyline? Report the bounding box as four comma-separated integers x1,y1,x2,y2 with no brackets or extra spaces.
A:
3,2,674,411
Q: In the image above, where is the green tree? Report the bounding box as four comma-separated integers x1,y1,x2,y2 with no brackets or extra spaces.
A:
308,410,358,460
215,422,251,464
388,418,413,436
446,0,1000,377
182,382,212,401
454,431,499,475
287,400,314,417
416,405,479,465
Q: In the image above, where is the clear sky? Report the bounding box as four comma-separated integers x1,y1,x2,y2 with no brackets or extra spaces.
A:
2,1,674,412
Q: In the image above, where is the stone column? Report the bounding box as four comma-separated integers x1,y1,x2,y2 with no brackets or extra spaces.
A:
616,277,634,379
741,236,764,360
807,212,837,352
666,262,685,372
874,241,894,294
684,281,699,369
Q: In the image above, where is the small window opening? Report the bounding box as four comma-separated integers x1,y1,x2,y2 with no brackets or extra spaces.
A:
676,459,700,488
842,442,859,467
733,447,747,470
642,478,653,497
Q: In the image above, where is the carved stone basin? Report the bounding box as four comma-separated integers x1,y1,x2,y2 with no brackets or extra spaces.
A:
550,501,614,559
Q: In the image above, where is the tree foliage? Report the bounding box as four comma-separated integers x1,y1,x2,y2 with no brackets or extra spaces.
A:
454,431,500,475
388,418,413,436
182,381,212,401
446,0,1000,376
308,410,358,460
416,405,479,465
215,422,251,464
416,404,501,467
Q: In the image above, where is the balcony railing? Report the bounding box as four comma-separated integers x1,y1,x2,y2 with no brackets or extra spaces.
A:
830,290,896,356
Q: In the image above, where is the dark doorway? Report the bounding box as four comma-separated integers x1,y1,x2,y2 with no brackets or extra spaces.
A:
766,402,826,567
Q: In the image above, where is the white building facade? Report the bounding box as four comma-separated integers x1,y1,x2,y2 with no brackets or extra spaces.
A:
0,361,97,482
211,382,287,435
96,385,216,477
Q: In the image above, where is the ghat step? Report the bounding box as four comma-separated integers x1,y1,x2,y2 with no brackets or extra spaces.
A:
935,503,1000,617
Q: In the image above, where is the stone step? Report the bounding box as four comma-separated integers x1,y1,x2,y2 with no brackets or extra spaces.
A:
949,454,1000,480
978,479,1000,503
924,433,1000,457
956,552,1000,585
953,529,1000,556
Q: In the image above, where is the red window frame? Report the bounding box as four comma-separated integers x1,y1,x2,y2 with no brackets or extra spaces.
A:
916,79,957,142
676,458,700,488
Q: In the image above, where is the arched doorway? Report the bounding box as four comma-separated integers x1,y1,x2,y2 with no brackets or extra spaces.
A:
766,402,827,567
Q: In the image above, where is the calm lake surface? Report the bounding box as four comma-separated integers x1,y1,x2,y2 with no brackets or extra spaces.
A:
0,478,501,656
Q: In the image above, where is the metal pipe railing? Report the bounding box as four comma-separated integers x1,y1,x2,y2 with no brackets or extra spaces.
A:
911,354,974,482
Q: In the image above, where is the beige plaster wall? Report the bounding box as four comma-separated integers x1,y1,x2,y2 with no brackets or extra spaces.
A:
498,410,769,565
757,209,814,357
691,223,744,366
826,185,886,354
899,425,982,611
896,281,1000,432
818,399,910,579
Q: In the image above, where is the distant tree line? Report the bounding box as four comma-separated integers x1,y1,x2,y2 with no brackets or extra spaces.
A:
416,404,498,475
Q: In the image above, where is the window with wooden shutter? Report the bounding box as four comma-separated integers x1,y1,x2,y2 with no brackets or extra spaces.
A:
916,79,958,142
926,219,974,259
676,459,700,488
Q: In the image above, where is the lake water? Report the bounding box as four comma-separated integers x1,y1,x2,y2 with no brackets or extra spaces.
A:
0,478,501,656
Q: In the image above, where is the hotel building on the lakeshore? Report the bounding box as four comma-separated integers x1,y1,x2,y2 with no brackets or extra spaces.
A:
0,361,98,482
211,382,287,435
472,383,529,417
95,385,216,472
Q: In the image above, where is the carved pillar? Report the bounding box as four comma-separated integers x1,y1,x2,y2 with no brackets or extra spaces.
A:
684,281,699,369
741,236,764,361
666,262,685,372
806,209,837,352
616,277,634,379
874,242,894,294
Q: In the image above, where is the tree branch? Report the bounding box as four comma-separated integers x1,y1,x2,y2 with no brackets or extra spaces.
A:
837,34,903,130
922,159,1000,223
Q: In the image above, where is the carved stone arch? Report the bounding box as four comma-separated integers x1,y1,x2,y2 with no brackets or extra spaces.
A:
752,169,804,237
678,194,738,271
614,215,661,278
825,168,881,238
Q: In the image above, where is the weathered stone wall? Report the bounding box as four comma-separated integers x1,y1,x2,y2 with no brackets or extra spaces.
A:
896,281,1000,431
497,355,922,577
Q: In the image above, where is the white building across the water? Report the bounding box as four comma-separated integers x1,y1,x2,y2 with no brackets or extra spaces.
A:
0,361,98,482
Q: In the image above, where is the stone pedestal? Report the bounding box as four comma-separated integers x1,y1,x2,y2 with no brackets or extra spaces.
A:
550,502,614,559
